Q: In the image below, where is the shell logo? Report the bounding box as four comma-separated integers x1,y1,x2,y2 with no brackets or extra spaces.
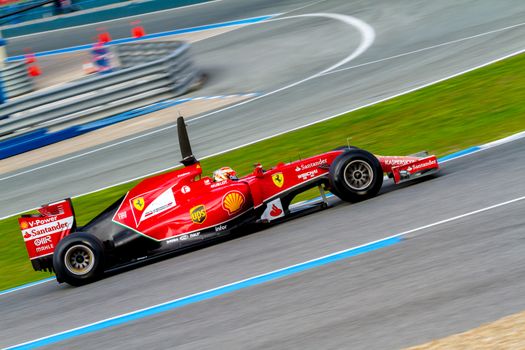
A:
222,191,245,215
20,221,29,230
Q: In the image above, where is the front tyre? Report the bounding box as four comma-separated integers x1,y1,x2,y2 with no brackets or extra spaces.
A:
329,149,383,202
53,232,105,286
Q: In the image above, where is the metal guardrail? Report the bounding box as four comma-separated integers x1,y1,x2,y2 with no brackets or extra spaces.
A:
115,41,184,68
0,61,34,99
0,41,200,140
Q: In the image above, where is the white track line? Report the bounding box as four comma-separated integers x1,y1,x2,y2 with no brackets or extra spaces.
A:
3,148,525,297
4,16,523,184
4,194,525,348
480,130,525,149
1,47,525,220
322,20,525,76
6,43,524,187
0,3,523,298
5,16,517,186
0,12,374,182
190,12,375,123
2,19,525,219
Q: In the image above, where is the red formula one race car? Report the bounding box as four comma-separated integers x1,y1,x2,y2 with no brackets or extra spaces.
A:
19,117,439,286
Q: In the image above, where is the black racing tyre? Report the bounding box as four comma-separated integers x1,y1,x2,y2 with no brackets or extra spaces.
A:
53,232,105,286
329,149,383,202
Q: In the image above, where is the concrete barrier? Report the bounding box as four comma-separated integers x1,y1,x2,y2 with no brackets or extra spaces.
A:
0,41,202,159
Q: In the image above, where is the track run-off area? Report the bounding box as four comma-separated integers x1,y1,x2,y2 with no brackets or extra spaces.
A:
1,0,525,348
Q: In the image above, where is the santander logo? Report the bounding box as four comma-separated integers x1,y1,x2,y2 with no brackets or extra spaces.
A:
410,159,437,171
261,198,285,222
270,204,283,217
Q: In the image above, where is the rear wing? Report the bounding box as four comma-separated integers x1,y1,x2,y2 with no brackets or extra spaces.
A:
18,198,76,272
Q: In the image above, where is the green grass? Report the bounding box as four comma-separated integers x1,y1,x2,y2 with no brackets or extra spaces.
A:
1,53,524,290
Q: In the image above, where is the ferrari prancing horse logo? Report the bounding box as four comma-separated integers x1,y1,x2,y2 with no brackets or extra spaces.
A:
132,197,145,211
272,173,284,188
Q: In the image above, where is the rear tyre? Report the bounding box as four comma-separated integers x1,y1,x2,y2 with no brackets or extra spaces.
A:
329,149,383,202
53,232,105,286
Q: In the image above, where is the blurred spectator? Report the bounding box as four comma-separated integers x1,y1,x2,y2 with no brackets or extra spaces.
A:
53,0,77,15
91,42,113,74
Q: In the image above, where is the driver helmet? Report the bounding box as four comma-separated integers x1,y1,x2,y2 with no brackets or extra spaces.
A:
213,166,237,182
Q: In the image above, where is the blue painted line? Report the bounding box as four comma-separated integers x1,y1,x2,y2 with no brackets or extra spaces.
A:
0,277,55,297
6,236,402,349
5,14,278,62
0,136,509,346
437,146,481,162
0,129,492,321
0,141,485,294
0,128,47,148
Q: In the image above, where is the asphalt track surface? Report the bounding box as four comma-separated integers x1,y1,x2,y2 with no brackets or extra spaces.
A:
2,0,525,217
1,0,525,348
2,133,525,349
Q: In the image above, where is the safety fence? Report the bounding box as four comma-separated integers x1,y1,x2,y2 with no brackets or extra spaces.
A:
0,61,33,99
115,41,184,68
0,41,201,158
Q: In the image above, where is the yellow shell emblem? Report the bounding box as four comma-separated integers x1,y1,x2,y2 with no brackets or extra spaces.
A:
20,221,29,230
222,191,245,215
